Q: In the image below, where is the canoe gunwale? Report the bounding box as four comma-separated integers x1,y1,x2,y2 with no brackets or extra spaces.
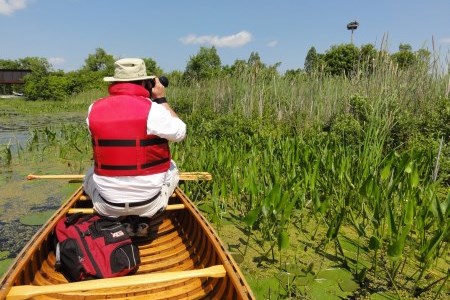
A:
0,186,255,300
174,187,254,299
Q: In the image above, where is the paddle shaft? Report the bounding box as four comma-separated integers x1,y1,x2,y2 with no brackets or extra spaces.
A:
7,265,226,300
27,172,212,181
68,204,185,214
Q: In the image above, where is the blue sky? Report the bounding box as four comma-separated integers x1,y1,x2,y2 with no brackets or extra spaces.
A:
1,0,450,74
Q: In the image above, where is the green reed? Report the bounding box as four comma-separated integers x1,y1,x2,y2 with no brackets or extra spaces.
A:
4,50,449,298
0,143,12,166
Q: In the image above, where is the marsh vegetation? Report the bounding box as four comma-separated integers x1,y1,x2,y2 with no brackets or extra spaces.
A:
1,46,449,299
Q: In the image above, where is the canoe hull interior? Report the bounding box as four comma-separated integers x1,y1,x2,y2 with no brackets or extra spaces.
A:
0,187,254,300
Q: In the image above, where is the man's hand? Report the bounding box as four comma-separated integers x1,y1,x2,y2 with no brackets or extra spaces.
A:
151,78,165,99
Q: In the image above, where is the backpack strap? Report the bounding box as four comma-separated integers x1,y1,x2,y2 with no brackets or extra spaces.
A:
64,212,84,225
55,242,62,271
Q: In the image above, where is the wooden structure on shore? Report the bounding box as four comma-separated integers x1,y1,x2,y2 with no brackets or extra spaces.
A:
0,69,31,84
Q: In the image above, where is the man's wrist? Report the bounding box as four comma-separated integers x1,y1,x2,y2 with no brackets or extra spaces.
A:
153,97,167,104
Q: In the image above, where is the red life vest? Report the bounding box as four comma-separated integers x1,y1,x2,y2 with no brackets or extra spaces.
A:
89,84,170,176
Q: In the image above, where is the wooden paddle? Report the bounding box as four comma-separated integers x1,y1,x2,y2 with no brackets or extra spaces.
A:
6,265,226,300
27,172,212,181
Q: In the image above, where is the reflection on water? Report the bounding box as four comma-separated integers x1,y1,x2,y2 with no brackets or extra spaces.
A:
0,113,85,150
0,131,29,152
0,110,34,150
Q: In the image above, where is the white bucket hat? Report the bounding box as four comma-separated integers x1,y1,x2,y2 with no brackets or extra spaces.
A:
103,58,155,82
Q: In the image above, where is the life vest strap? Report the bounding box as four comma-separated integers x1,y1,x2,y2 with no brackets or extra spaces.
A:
93,137,167,147
97,158,170,171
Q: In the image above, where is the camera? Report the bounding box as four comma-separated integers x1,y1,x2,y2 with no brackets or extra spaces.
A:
144,76,169,99
147,76,169,89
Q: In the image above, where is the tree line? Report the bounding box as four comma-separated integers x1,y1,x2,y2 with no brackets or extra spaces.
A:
0,43,431,100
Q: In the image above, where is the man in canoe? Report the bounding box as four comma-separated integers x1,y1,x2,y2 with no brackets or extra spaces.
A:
83,58,186,225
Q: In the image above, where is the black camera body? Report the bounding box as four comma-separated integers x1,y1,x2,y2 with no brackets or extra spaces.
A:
147,76,169,89
144,76,169,98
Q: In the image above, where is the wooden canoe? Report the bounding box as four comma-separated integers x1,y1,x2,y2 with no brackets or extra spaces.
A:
0,186,255,300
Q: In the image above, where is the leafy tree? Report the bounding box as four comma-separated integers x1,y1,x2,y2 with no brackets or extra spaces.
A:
246,52,281,81
83,48,115,74
266,62,282,79
183,46,221,81
22,57,53,100
359,44,378,73
415,48,431,70
304,46,320,74
18,57,52,73
0,59,20,69
391,44,416,69
246,52,264,76
142,58,163,76
415,49,430,63
284,68,303,79
166,70,183,86
46,71,71,100
323,43,360,76
64,69,105,95
221,64,233,77
399,43,412,52
20,57,80,100
224,53,280,82
222,59,245,77
25,72,71,101
66,48,115,95
247,52,264,68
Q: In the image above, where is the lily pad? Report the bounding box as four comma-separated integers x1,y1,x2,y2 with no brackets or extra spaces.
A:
246,276,280,300
0,258,14,277
310,276,349,299
19,210,55,226
230,252,244,263
370,291,400,300
294,272,315,286
315,268,360,294
317,268,353,281
282,262,305,276
0,251,9,259
198,203,215,214
338,277,360,292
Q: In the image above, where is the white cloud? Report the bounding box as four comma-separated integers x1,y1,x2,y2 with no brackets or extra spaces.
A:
180,31,252,48
0,0,28,16
48,57,66,66
439,38,450,44
267,40,278,47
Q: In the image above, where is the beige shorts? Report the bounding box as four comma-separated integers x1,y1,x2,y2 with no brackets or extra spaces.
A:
83,161,179,218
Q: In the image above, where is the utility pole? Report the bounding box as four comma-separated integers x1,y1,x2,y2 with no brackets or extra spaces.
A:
347,21,359,44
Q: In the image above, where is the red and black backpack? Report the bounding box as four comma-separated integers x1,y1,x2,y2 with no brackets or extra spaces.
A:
55,213,140,281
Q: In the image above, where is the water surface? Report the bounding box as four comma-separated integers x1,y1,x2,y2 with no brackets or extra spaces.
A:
0,113,86,271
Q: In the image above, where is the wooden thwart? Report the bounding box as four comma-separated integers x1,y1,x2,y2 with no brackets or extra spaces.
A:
67,204,185,214
6,265,226,300
26,172,212,181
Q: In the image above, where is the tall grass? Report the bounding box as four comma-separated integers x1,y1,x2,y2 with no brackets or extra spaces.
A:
170,53,449,297
4,51,449,298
